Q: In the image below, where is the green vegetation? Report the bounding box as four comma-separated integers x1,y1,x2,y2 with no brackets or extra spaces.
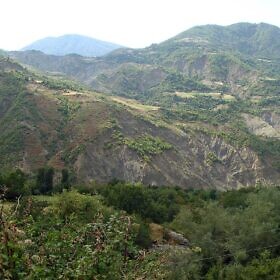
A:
154,72,210,93
61,144,86,164
0,191,166,279
35,167,54,194
0,71,30,166
206,152,221,165
125,135,172,161
168,187,280,279
103,126,173,161
208,53,251,81
57,96,80,119
0,169,29,199
0,168,74,199
3,169,280,279
95,182,181,223
211,122,280,162
104,121,125,148
42,76,85,91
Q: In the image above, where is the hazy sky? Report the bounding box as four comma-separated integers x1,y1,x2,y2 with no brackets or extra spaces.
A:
1,0,279,50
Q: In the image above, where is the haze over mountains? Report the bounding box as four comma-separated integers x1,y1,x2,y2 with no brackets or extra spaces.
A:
3,22,280,189
21,34,124,57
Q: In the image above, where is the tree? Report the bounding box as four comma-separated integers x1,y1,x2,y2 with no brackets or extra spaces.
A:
135,222,152,249
36,167,54,194
0,169,27,200
45,167,54,193
61,169,70,189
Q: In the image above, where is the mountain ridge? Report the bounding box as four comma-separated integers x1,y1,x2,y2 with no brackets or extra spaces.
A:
168,22,280,58
12,23,280,92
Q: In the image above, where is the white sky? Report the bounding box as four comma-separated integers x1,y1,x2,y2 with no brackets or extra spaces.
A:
1,0,279,50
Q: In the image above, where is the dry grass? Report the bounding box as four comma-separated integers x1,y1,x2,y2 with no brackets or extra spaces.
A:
175,91,235,101
2,202,14,213
149,223,164,243
110,96,160,112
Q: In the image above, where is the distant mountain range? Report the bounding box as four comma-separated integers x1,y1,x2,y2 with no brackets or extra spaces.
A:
21,34,124,57
12,22,280,96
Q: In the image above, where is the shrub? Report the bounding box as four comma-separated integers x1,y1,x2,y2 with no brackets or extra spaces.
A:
53,190,111,222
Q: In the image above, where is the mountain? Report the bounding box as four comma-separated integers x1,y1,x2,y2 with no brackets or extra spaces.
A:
4,23,280,188
0,49,7,56
11,23,280,97
21,34,124,57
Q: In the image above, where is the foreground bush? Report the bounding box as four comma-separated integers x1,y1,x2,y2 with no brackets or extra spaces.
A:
0,192,167,279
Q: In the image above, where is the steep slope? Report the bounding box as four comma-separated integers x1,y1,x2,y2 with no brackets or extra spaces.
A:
1,57,280,188
21,34,123,57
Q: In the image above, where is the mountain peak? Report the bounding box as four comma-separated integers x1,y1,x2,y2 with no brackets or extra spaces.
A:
21,34,124,57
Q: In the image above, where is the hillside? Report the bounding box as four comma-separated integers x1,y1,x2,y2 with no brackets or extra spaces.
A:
21,34,123,57
1,56,280,188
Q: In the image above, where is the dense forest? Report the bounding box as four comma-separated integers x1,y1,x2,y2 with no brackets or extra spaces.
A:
2,169,280,279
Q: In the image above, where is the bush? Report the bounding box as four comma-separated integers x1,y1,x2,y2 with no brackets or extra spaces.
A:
53,190,111,222
135,222,153,249
0,169,30,200
125,135,172,161
0,192,165,279
99,183,181,223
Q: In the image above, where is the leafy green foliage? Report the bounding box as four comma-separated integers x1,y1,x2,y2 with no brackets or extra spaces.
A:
57,96,80,120
61,168,70,189
135,222,153,249
0,191,167,279
61,144,86,164
0,169,29,200
154,72,210,93
42,76,84,91
35,167,54,194
97,182,181,223
168,187,280,279
0,71,28,166
2,169,280,279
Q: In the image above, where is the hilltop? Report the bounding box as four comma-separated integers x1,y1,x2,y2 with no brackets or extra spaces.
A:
170,22,280,58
